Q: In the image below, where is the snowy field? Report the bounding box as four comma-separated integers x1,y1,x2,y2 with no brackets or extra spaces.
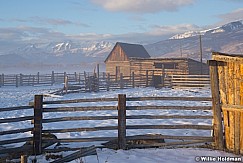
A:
0,86,241,162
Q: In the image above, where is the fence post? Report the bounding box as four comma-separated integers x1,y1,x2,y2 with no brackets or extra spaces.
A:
20,73,23,86
152,71,155,87
146,70,148,87
118,94,126,149
97,64,100,91
1,73,4,86
51,71,55,85
64,72,67,84
132,72,135,88
37,72,40,85
78,73,81,85
115,67,118,82
74,72,77,82
120,73,124,89
107,73,110,91
0,74,1,87
21,155,27,163
84,71,87,92
64,76,68,94
161,65,165,87
33,95,43,155
16,75,18,87
32,75,35,86
209,60,224,150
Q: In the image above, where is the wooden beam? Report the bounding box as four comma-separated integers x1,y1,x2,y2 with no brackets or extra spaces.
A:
118,94,126,149
33,95,43,155
0,128,33,135
126,96,212,101
126,124,213,130
208,60,224,150
127,105,212,110
50,145,96,163
43,97,118,104
43,106,117,112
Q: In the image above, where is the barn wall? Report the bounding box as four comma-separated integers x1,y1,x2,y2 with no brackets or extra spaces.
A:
106,61,131,77
130,59,190,76
187,59,209,74
105,44,129,62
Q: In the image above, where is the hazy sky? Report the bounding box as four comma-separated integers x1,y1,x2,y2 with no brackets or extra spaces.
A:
0,0,243,44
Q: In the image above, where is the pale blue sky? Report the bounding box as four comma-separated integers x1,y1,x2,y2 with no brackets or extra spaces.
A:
0,0,243,44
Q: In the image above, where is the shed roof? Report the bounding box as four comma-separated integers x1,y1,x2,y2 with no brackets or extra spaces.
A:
105,42,150,62
212,51,243,58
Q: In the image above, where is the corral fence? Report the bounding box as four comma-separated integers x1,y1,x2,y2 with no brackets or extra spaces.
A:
0,71,82,87
0,71,210,91
0,93,220,162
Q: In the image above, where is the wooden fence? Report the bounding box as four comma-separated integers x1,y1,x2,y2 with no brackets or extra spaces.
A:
0,94,214,160
0,105,33,156
171,74,210,88
0,71,84,87
0,71,210,91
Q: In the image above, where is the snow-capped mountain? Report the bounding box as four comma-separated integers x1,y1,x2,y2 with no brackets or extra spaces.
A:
170,20,243,39
145,20,243,61
10,41,113,60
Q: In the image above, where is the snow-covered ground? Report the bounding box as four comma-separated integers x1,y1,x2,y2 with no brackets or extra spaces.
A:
0,86,242,162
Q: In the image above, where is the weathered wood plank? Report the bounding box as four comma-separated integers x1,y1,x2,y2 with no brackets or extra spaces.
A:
0,116,33,123
126,115,212,119
0,106,33,112
43,126,117,133
0,137,32,145
46,137,115,143
43,106,117,112
127,96,212,101
33,95,43,155
0,145,32,154
127,106,212,110
234,111,240,154
43,97,118,104
42,116,118,123
240,112,243,154
50,145,96,163
126,125,213,130
0,128,33,135
118,94,126,149
209,60,224,150
126,135,213,141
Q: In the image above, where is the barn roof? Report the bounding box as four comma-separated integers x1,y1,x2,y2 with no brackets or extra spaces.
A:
118,42,150,58
105,42,150,62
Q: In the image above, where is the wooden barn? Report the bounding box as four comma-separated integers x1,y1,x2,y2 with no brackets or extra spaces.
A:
105,42,209,77
104,42,151,77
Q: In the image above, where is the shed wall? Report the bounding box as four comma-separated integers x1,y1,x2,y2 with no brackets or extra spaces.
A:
212,53,243,154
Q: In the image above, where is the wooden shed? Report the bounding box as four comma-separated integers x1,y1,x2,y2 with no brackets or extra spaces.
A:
105,42,209,77
210,52,243,154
